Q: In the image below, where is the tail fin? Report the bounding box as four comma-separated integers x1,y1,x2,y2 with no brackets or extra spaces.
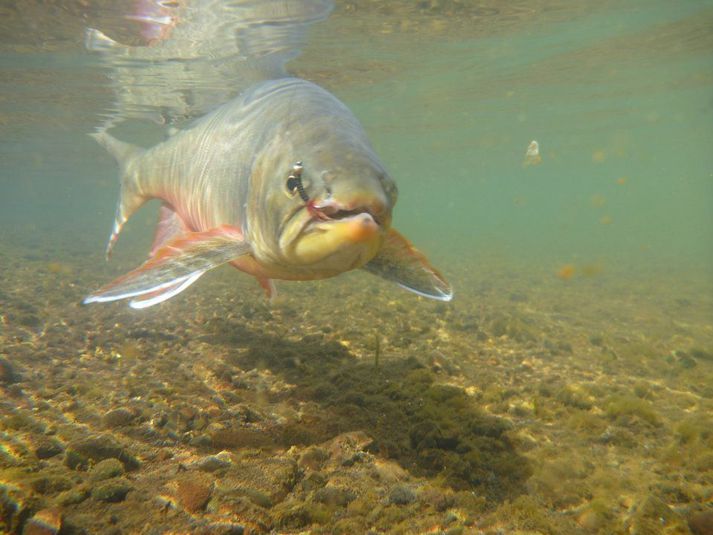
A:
90,131,146,260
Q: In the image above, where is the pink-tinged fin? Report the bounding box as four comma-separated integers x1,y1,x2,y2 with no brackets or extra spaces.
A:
151,203,190,257
362,228,453,302
257,277,277,301
84,225,251,308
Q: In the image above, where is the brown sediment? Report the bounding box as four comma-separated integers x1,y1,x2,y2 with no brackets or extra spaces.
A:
0,234,712,534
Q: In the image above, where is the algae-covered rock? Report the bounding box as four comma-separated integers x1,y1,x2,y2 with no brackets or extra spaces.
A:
627,494,689,535
312,485,356,507
64,434,139,471
55,487,89,506
89,458,124,481
388,485,416,505
0,356,19,384
33,437,64,460
214,456,300,508
606,395,661,427
688,510,713,535
90,479,132,503
101,407,135,428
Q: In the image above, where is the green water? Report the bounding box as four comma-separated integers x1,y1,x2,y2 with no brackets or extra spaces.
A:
332,2,713,271
1,1,711,276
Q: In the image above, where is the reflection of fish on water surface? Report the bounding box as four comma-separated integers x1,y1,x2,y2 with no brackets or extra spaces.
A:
83,0,452,309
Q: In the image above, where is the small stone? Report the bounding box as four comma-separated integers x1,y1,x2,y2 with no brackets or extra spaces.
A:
91,480,132,503
688,510,713,535
206,523,245,535
65,434,139,471
301,472,327,493
298,447,329,471
90,458,125,481
177,478,213,513
628,494,686,534
195,452,232,472
102,408,135,428
22,508,62,535
313,486,356,507
577,508,606,531
34,438,64,460
56,487,90,506
0,356,19,384
235,487,273,509
388,485,416,505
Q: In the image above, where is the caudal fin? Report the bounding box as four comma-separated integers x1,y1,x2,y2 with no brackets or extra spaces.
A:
90,131,146,260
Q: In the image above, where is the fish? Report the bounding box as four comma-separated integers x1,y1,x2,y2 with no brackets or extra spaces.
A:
84,77,453,308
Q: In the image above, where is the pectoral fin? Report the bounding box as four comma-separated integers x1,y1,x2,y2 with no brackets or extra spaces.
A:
363,229,453,302
84,225,251,308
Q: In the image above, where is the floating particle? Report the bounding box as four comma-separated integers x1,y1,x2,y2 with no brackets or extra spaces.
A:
523,140,542,167
512,196,527,207
592,150,606,163
590,194,607,208
616,176,627,185
580,263,604,278
556,264,575,280
599,215,613,225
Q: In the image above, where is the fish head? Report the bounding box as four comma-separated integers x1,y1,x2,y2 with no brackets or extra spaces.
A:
250,138,397,278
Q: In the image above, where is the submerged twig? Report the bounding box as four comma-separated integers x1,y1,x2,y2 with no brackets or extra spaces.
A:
374,331,381,372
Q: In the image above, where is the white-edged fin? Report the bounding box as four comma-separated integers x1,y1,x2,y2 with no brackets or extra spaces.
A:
129,270,205,309
363,228,453,302
84,225,251,308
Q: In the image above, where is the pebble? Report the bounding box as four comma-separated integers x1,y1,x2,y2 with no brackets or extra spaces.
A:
34,437,64,460
388,485,416,505
195,452,233,472
177,478,213,513
688,510,713,535
313,485,356,507
206,523,245,535
91,480,132,503
22,508,62,535
64,434,139,471
90,458,125,481
102,408,135,428
56,487,89,506
628,494,685,533
0,356,18,384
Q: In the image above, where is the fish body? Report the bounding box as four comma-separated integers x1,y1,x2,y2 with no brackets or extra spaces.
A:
85,79,452,308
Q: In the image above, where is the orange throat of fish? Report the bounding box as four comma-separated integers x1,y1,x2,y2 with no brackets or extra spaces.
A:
285,199,387,273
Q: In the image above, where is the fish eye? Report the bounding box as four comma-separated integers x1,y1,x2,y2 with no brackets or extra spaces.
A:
285,161,309,202
286,175,300,196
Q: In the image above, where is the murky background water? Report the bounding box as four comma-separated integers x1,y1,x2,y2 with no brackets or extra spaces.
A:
2,0,711,274
1,1,712,533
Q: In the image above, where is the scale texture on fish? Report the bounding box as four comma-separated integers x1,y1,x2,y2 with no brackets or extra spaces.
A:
83,2,452,309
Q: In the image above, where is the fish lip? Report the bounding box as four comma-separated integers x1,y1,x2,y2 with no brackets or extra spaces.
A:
306,210,377,232
311,199,383,224
304,199,383,232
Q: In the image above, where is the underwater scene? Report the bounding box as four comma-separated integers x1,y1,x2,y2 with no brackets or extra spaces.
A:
1,0,712,533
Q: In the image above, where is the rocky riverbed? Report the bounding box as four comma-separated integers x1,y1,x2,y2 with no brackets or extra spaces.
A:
1,235,712,534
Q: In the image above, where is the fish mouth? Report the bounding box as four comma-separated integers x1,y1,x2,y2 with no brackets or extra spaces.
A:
305,199,384,231
279,197,387,268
